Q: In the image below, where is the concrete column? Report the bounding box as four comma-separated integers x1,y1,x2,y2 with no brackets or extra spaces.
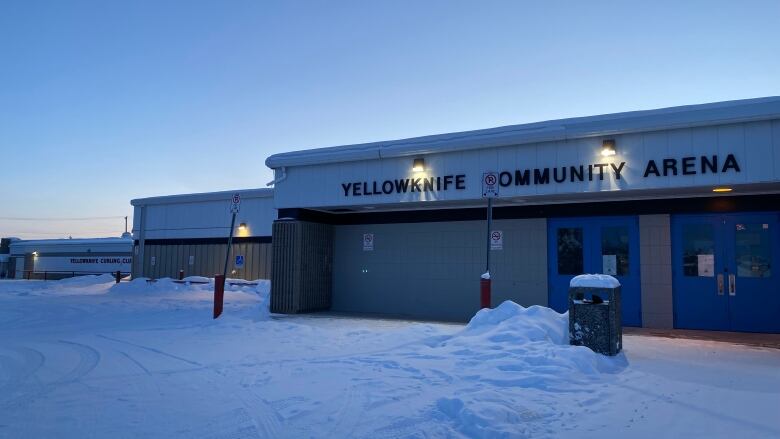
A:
639,214,674,328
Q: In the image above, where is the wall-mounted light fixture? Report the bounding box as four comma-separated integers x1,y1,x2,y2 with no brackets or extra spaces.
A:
412,158,425,172
712,187,733,193
238,223,247,231
32,251,39,257
601,139,616,157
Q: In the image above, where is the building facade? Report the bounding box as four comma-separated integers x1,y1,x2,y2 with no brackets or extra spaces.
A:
7,238,133,280
131,188,275,280
266,97,780,332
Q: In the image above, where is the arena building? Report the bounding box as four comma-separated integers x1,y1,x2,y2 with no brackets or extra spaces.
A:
265,96,780,333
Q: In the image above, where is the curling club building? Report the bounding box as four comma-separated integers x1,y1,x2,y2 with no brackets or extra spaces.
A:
265,97,780,333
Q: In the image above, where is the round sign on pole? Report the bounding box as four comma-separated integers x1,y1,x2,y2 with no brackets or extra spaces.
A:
482,171,499,198
230,193,241,213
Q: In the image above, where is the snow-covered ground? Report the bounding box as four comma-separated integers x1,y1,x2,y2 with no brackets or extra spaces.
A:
0,277,778,439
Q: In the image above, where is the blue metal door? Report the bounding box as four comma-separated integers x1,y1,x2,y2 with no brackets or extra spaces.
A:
548,216,642,326
672,213,780,333
671,215,728,330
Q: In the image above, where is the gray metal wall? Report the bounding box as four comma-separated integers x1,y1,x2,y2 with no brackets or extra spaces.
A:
331,218,547,322
639,214,674,328
135,241,272,280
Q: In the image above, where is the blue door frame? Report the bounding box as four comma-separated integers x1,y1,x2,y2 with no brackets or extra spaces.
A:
672,212,780,333
547,216,642,326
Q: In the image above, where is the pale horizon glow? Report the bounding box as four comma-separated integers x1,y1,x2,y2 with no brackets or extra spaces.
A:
1,0,779,239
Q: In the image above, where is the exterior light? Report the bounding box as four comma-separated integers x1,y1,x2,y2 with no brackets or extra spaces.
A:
412,158,425,172
712,187,733,193
32,251,39,256
238,223,247,230
601,139,616,157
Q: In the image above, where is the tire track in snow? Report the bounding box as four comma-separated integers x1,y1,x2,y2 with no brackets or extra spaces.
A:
96,334,202,366
1,340,100,409
199,367,283,438
173,407,263,439
324,384,363,438
117,350,151,375
0,346,45,402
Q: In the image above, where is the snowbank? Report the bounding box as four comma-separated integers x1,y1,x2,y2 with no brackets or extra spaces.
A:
440,301,624,377
1,275,273,318
461,300,568,344
570,274,620,288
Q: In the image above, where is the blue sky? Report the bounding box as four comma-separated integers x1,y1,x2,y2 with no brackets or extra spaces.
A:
1,0,779,238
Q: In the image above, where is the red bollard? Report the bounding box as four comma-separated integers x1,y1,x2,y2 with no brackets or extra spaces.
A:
480,278,491,309
214,274,225,319
178,269,184,280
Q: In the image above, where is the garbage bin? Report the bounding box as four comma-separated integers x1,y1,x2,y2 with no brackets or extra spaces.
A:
568,274,622,356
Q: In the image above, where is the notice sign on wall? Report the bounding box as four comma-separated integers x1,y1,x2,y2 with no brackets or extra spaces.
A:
490,230,503,250
603,255,617,275
697,254,714,277
363,233,374,251
235,255,245,268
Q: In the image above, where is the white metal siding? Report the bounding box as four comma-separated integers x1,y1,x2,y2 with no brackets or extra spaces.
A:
273,121,779,209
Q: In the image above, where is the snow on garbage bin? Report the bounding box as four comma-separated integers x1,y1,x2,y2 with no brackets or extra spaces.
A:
568,274,622,356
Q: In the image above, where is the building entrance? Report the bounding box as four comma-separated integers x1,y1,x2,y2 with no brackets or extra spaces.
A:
672,213,779,333
548,216,642,326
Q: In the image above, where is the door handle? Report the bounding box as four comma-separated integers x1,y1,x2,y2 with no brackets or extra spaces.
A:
728,273,736,296
717,274,724,295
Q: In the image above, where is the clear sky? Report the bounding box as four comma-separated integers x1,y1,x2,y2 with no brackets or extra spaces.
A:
1,0,779,239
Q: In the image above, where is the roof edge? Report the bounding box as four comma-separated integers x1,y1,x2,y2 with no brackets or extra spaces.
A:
265,96,780,168
131,188,273,207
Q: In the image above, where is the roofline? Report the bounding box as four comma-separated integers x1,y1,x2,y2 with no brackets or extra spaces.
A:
9,237,133,246
131,188,273,207
265,96,780,168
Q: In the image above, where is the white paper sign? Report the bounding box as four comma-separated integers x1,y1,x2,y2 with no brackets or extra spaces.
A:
150,256,156,266
602,255,617,275
490,230,503,250
363,233,374,251
188,255,195,266
697,254,714,277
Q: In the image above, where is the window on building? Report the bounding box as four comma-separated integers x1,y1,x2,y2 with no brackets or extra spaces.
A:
557,228,583,275
601,226,629,276
682,224,715,277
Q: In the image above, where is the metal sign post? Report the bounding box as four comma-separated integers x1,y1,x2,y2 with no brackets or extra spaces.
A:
223,193,241,278
216,193,241,319
481,172,498,309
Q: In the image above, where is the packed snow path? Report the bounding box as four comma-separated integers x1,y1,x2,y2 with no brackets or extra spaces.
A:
0,277,778,438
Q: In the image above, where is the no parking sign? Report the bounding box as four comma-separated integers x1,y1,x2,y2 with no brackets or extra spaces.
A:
363,233,374,251
490,230,503,250
482,172,499,198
